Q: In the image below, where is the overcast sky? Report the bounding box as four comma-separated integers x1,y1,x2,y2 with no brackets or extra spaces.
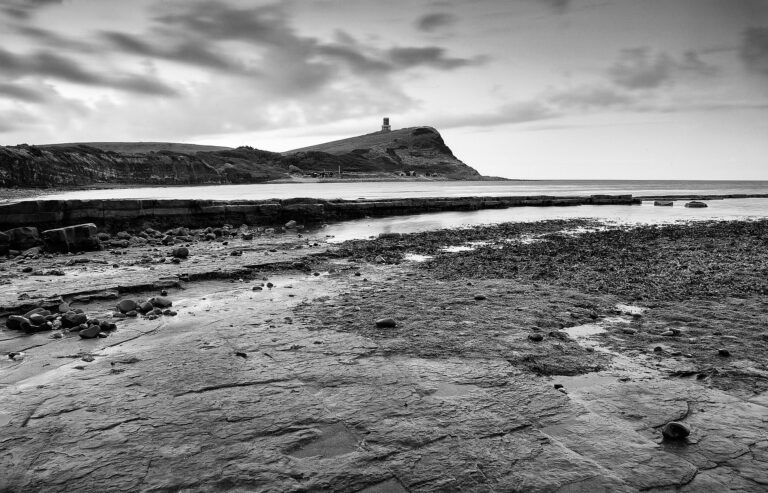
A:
1,0,767,179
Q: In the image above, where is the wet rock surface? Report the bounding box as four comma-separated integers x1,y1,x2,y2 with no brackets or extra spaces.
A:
1,219,767,491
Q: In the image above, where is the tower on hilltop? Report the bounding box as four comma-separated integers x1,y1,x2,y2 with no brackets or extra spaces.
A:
381,117,391,132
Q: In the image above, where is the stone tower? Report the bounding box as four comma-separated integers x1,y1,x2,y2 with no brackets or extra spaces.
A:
381,117,391,132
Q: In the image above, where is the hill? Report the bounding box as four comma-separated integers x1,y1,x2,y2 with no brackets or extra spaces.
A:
285,127,480,179
39,142,232,154
0,126,483,188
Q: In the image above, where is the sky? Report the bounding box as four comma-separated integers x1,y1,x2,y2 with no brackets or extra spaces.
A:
1,0,767,180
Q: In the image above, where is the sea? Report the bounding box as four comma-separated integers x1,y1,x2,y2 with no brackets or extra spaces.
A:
13,180,768,241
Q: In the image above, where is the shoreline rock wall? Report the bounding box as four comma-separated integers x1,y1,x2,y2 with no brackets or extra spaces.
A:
0,195,640,231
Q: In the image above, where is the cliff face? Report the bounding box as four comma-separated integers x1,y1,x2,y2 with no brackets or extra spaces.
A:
0,127,482,188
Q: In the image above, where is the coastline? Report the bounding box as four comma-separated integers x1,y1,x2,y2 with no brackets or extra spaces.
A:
1,217,767,491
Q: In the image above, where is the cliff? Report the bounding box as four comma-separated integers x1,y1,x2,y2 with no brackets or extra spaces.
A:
285,127,480,179
0,127,482,188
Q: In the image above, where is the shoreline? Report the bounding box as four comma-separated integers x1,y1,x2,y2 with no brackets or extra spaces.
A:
1,217,767,491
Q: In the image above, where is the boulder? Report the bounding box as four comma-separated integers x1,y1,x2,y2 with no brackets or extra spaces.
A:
42,223,99,253
138,301,153,314
684,201,708,208
661,421,691,440
285,220,298,229
653,200,673,206
5,227,40,250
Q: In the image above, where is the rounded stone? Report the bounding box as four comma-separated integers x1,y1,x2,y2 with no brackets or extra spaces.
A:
375,318,397,328
171,247,189,259
474,294,487,301
138,301,153,314
718,348,731,357
528,333,544,342
117,299,138,314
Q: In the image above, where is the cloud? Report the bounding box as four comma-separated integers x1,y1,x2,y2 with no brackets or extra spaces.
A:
548,85,635,109
0,47,178,96
741,27,768,74
541,0,570,13
609,47,719,90
416,12,457,32
437,101,556,129
1,0,61,20
387,46,486,69
0,82,49,103
99,1,486,98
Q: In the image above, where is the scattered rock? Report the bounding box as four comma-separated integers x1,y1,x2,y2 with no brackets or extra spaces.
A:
684,201,708,208
117,299,138,314
150,296,172,308
528,333,544,342
285,220,298,229
172,247,189,259
718,348,731,357
474,294,487,300
78,325,101,338
661,421,691,440
6,315,31,331
654,200,673,206
138,301,153,314
620,327,637,335
375,318,397,328
61,312,88,328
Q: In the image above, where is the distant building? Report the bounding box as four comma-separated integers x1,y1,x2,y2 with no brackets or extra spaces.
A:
381,117,391,132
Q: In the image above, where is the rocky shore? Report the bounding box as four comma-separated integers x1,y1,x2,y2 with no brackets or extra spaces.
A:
1,218,767,492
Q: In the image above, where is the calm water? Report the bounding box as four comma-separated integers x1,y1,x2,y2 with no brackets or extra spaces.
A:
29,179,768,201
7,181,768,242
321,198,768,242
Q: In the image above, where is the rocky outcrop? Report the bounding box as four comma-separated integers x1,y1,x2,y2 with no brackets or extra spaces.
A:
0,195,640,231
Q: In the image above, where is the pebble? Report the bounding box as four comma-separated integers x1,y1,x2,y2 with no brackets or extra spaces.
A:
620,327,637,335
375,318,397,328
528,333,544,342
718,348,730,357
474,294,487,301
660,331,676,337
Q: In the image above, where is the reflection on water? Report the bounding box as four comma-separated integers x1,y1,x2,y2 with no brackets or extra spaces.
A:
28,179,768,202
320,198,768,242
